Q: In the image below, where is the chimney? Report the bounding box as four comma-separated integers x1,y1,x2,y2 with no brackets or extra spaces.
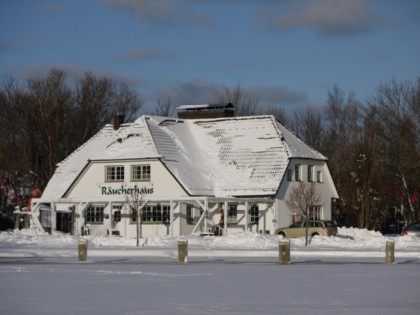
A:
113,114,124,130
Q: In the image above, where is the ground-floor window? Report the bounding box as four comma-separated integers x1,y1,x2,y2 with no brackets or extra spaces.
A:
113,204,122,222
131,207,138,223
227,205,237,224
249,205,259,224
186,205,194,224
142,204,170,224
86,205,104,224
308,205,322,220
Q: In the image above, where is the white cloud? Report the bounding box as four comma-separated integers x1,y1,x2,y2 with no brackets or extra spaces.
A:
255,0,397,36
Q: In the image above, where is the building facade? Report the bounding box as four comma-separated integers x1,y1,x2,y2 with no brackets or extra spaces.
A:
31,114,338,237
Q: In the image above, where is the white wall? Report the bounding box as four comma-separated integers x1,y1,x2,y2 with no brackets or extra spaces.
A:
66,159,188,199
275,158,339,229
61,159,188,237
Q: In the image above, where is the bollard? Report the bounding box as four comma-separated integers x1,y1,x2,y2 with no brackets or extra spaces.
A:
178,239,188,264
385,239,394,264
78,239,88,261
279,239,291,265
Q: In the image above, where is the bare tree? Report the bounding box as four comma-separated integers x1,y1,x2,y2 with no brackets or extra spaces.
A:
125,191,146,247
262,105,287,125
74,72,143,145
291,106,324,150
214,83,259,116
27,69,73,179
368,78,419,223
153,96,174,117
285,182,322,246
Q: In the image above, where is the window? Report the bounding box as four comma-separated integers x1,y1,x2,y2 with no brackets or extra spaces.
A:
287,169,292,181
227,205,237,224
131,207,138,223
142,204,170,223
106,166,124,181
295,164,302,181
308,206,322,220
131,165,151,181
113,205,122,222
86,205,104,224
249,205,259,224
317,170,323,183
308,165,314,182
186,205,194,224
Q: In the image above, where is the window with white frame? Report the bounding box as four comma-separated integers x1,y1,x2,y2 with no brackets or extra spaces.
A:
131,164,151,181
308,165,314,182
317,170,323,183
142,204,170,224
308,205,322,220
130,207,139,223
227,205,238,224
86,205,104,224
295,164,302,181
249,205,259,224
105,166,124,181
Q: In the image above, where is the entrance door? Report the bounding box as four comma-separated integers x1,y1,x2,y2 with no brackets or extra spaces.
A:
56,212,74,234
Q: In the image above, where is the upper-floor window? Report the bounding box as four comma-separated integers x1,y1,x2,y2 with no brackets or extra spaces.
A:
131,165,151,181
106,166,124,182
317,170,323,183
295,164,302,182
308,165,314,182
249,205,259,224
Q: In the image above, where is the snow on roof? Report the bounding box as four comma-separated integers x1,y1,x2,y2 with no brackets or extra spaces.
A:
275,121,327,160
41,118,159,199
42,115,327,199
176,104,210,110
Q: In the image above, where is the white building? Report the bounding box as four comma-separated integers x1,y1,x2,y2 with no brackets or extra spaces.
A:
31,112,338,237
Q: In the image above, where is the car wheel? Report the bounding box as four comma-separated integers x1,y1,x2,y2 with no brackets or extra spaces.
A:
277,231,286,237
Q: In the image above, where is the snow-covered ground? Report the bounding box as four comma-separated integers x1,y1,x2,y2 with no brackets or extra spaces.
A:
1,227,419,314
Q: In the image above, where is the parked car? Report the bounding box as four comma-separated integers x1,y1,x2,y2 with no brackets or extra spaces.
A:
401,222,420,237
275,220,338,238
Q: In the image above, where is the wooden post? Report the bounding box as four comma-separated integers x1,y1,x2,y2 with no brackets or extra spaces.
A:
385,240,394,264
78,239,88,261
279,239,291,265
14,213,20,230
178,240,188,264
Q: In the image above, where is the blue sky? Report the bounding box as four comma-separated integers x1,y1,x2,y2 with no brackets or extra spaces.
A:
1,0,419,115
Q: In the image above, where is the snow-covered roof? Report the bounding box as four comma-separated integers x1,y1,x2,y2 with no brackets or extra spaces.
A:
42,115,326,199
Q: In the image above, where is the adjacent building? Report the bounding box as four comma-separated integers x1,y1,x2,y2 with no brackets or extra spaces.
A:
31,107,338,238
